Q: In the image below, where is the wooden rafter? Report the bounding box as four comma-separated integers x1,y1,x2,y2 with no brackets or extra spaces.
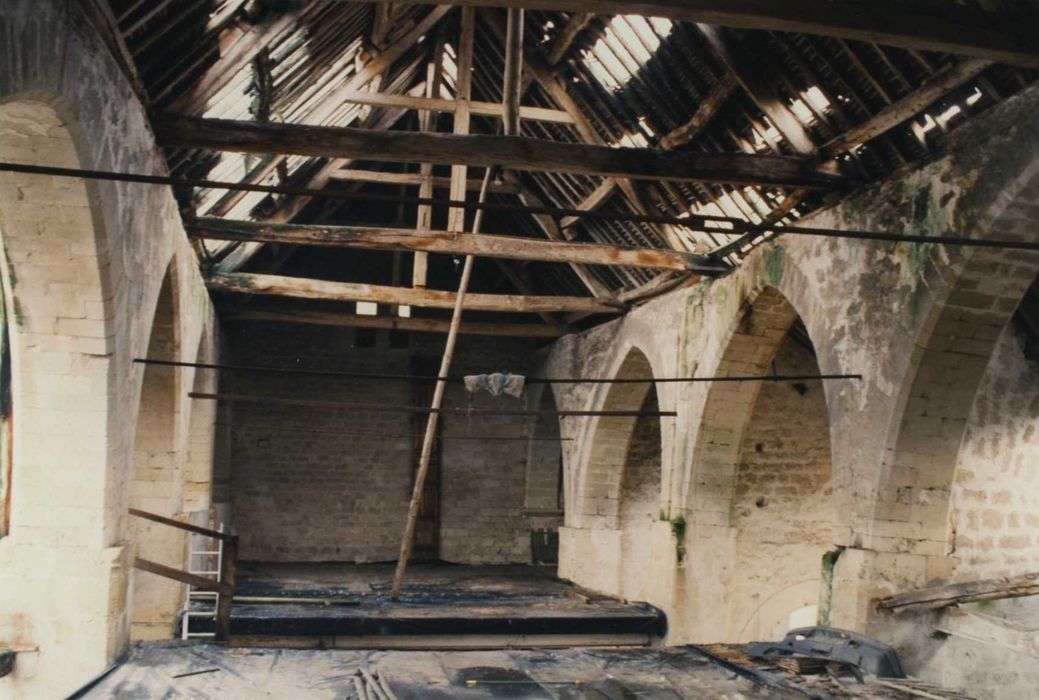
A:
546,12,594,66
155,115,844,189
821,58,993,157
205,272,624,314
345,0,1039,69
696,25,815,155
202,6,451,220
658,74,738,151
189,218,725,273
502,172,615,299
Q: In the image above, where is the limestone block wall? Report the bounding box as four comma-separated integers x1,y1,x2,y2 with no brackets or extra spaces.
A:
949,326,1039,576
0,1,219,696
226,322,559,565
543,80,1039,654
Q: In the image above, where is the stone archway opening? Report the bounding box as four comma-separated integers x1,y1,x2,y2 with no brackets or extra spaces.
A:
729,318,834,641
129,263,183,640
618,384,662,600
688,288,834,641
578,347,658,530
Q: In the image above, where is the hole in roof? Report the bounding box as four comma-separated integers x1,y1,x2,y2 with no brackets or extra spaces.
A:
581,16,673,92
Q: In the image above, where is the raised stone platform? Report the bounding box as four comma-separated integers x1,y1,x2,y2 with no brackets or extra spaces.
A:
187,562,665,648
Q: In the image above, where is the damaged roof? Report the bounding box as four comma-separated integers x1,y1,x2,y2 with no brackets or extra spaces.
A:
107,0,1038,323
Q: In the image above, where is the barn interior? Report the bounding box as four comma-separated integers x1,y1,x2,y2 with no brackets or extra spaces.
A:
2,1,1039,698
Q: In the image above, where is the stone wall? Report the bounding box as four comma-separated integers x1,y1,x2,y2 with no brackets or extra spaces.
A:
546,79,1039,678
226,322,561,565
0,1,219,696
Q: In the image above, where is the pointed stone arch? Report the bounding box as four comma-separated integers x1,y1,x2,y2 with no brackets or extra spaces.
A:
576,346,659,530
128,261,184,640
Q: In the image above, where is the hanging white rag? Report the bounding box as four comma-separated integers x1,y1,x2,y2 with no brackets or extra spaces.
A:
463,372,525,398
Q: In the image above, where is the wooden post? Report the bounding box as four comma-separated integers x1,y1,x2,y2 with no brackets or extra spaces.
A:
215,535,239,641
391,168,495,601
503,8,524,137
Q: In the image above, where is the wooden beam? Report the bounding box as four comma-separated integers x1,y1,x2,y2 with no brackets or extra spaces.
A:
129,507,235,542
344,0,1039,69
337,89,575,124
876,571,1039,613
560,178,618,231
696,25,815,155
155,115,845,189
189,218,724,273
328,167,520,193
133,557,233,596
223,306,572,338
205,272,624,314
547,12,593,66
659,74,738,151
821,58,993,157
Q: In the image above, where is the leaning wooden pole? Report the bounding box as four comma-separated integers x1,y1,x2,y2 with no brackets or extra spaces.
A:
390,167,496,600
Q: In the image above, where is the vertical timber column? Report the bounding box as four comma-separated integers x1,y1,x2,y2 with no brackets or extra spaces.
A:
447,6,475,234
413,31,446,290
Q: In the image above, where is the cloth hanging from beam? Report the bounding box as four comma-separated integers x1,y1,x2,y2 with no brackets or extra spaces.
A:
464,372,525,398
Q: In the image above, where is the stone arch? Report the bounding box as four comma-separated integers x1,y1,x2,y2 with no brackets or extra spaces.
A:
0,96,121,691
183,332,217,516
870,151,1039,562
0,99,117,543
128,261,184,640
685,285,835,640
576,345,659,529
686,287,803,527
523,385,564,514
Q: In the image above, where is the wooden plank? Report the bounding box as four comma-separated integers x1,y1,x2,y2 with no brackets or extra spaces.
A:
821,58,993,157
205,272,625,314
328,167,520,193
189,218,725,273
344,0,1039,69
337,89,575,123
696,25,815,155
223,306,573,338
875,571,1039,613
659,74,738,151
155,115,845,189
133,557,233,596
129,507,235,542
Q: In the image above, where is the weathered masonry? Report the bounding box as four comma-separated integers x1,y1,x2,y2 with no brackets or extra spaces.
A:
2,1,1039,698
